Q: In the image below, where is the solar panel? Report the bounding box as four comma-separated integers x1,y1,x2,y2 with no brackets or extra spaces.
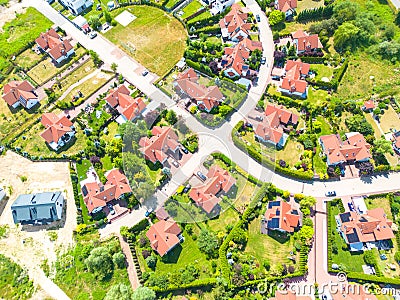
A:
340,212,350,223
346,229,360,243
268,201,280,209
267,218,279,229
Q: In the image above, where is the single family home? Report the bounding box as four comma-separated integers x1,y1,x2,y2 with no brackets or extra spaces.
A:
105,85,147,123
59,0,94,15
139,126,180,165
146,219,183,256
262,200,300,233
362,100,375,112
219,3,252,42
319,132,371,166
2,80,39,109
279,60,310,98
189,165,236,214
11,191,64,224
292,30,323,55
173,68,224,112
209,0,235,15
40,112,75,151
392,131,400,154
275,0,297,18
36,29,74,64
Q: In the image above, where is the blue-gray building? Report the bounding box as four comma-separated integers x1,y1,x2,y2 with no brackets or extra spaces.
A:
11,192,64,224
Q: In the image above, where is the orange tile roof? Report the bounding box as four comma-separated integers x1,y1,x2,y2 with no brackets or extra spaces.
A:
106,85,131,108
331,284,377,300
40,113,74,145
265,104,299,125
2,80,37,107
320,133,371,165
146,219,181,256
280,60,309,94
82,169,132,213
139,126,179,164
106,85,146,120
271,290,311,300
219,3,252,40
364,100,375,110
264,200,300,233
36,29,74,60
295,34,323,52
276,0,297,12
189,165,236,214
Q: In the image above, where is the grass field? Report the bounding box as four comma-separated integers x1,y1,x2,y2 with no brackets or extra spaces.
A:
14,48,44,69
164,0,181,9
364,112,382,139
276,139,304,166
206,206,240,233
310,64,335,82
380,106,400,133
297,0,324,12
107,6,187,76
181,0,203,18
365,196,393,219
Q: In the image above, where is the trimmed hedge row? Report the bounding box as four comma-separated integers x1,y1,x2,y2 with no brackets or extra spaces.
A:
152,278,217,293
346,273,400,285
297,5,334,23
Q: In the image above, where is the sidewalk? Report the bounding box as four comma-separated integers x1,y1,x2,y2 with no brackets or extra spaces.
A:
118,234,140,290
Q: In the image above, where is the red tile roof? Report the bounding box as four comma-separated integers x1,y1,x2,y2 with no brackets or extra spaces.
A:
339,208,394,243
331,284,377,300
40,113,74,145
139,126,179,164
295,34,323,52
2,80,37,107
320,133,371,165
264,200,300,233
36,29,74,60
254,118,284,145
82,169,132,213
271,290,311,300
189,165,236,214
364,100,375,110
280,60,310,94
106,85,146,120
146,219,181,256
174,68,224,111
276,0,297,12
219,3,252,40
265,104,299,126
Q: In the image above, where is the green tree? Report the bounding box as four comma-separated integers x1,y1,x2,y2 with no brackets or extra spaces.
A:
298,225,314,242
394,251,400,262
165,110,178,125
104,284,133,300
345,115,374,136
111,62,118,73
334,22,360,51
218,104,232,117
85,247,113,280
269,10,285,26
112,252,126,269
373,138,394,156
145,256,157,269
89,50,102,67
104,10,112,24
197,229,219,258
132,286,156,300
333,0,359,24
89,15,101,30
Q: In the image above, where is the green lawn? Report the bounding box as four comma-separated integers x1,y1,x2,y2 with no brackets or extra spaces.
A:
187,10,211,23
55,236,130,300
106,6,187,76
276,139,304,167
313,145,327,176
315,116,332,135
297,0,325,12
206,206,240,233
14,48,45,69
181,0,203,18
365,196,393,220
310,64,335,82
245,216,300,275
100,122,119,144
380,106,400,133
364,112,382,139
164,0,181,9
76,159,91,180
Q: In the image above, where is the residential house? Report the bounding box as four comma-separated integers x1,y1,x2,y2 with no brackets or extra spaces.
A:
105,85,147,122
146,219,183,256
209,0,235,15
254,104,299,148
219,3,252,42
72,15,90,33
11,191,64,224
279,60,310,98
81,169,132,214
291,30,323,55
189,165,236,214
319,132,372,166
262,200,300,233
173,68,224,112
275,0,297,18
139,126,180,165
59,0,94,15
221,38,263,79
271,290,311,300
362,100,375,112
2,80,39,109
40,112,75,151
393,131,400,154
336,208,395,251
36,29,75,64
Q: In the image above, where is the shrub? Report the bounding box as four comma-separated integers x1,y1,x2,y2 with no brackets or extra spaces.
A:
112,252,126,269
146,256,157,269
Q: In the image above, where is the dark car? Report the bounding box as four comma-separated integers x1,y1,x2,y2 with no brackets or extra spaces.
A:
145,208,153,217
197,171,207,181
348,202,355,211
256,14,261,22
183,184,191,193
142,70,149,76
181,146,189,154
325,191,336,197
261,57,267,65
107,203,115,215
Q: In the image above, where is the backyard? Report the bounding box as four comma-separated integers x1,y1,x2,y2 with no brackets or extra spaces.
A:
180,0,203,19
107,6,187,76
379,106,400,133
297,0,325,12
14,48,45,69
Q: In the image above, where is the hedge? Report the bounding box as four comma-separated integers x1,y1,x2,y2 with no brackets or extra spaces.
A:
152,278,217,293
297,5,334,23
129,218,149,233
346,273,400,285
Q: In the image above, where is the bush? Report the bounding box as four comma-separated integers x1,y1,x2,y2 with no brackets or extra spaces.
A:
112,252,126,269
146,256,157,269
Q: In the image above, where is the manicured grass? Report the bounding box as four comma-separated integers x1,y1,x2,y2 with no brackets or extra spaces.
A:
181,0,203,18
313,145,327,175
76,159,91,180
187,10,211,23
310,64,335,82
276,139,304,167
0,7,52,58
206,206,240,233
297,0,325,12
316,116,332,135
106,6,187,76
164,0,181,9
12,122,87,158
100,121,119,144
55,236,130,300
380,106,400,133
307,87,331,107
364,112,382,139
365,196,393,219
245,216,299,275
0,254,34,300
101,155,113,171
14,48,44,69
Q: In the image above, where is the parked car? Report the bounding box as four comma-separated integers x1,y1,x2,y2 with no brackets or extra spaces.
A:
172,160,179,168
380,254,387,260
197,171,207,181
181,146,189,154
89,32,97,39
261,57,267,65
183,184,191,193
107,203,115,215
142,70,149,76
256,14,261,22
145,208,153,217
325,191,336,197
103,23,110,30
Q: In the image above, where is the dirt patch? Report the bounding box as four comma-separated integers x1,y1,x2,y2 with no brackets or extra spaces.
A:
0,151,76,298
0,0,28,32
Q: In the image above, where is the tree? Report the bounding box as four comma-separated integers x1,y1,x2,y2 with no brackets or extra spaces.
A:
333,0,359,24
298,225,314,242
89,50,102,67
85,247,113,280
104,10,112,24
112,252,126,269
89,16,101,30
132,286,156,300
145,256,157,269
345,115,374,136
394,251,400,263
165,110,177,125
104,284,133,300
111,62,118,73
374,138,394,156
334,22,360,51
269,10,285,26
197,229,219,258
218,104,232,117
